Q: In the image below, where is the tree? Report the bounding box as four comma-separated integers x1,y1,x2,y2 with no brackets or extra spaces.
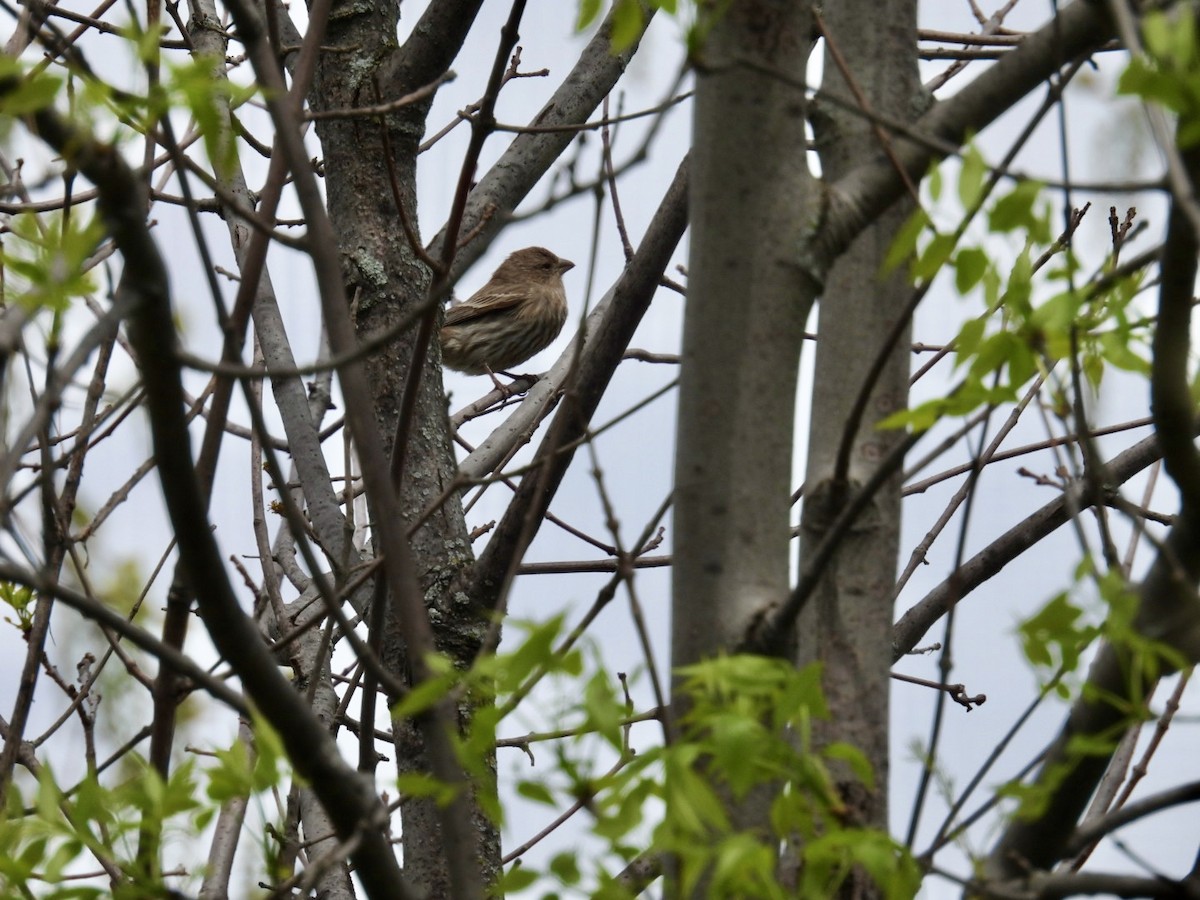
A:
2,0,1199,897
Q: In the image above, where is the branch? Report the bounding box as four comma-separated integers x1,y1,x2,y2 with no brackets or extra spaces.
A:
814,0,1115,279
221,0,487,893
467,157,689,611
0,561,247,714
978,870,1200,899
1064,780,1200,859
892,428,1185,661
12,86,416,900
425,4,657,273
1150,141,1200,508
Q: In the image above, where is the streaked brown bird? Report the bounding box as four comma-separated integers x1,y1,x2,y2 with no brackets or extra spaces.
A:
440,246,574,376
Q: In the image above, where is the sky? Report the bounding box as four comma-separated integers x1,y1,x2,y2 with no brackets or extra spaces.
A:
1,1,1197,897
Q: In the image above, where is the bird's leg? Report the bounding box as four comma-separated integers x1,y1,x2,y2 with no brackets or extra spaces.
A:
499,370,541,385
498,371,542,396
483,365,507,393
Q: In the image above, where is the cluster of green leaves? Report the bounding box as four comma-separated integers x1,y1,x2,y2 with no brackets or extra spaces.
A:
1007,555,1189,819
0,717,287,897
576,0,685,54
420,626,917,898
1119,7,1200,146
1019,556,1189,695
1,46,255,322
2,211,106,318
882,145,1152,433
0,56,63,118
0,581,35,632
658,656,918,900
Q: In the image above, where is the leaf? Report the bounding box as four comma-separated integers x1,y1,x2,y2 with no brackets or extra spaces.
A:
926,161,943,203
911,231,955,283
708,713,771,797
957,143,987,210
207,741,253,803
1018,592,1095,672
396,772,460,805
517,780,556,806
1118,60,1189,113
954,315,987,368
390,664,454,719
576,0,603,30
611,0,645,52
882,207,931,275
954,247,989,294
0,70,63,116
989,180,1044,234
549,851,582,885
500,864,538,892
878,401,937,433
824,742,875,791
494,614,567,693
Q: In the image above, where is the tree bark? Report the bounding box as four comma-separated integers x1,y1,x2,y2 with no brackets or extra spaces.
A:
672,0,818,853
794,0,919,876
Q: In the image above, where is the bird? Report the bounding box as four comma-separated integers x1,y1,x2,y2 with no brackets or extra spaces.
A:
440,246,574,378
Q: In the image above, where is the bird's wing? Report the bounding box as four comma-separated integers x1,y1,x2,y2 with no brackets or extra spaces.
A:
443,287,525,325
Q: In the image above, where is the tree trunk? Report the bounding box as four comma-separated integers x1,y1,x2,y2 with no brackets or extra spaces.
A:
794,0,919,860
309,5,494,893
672,0,818,853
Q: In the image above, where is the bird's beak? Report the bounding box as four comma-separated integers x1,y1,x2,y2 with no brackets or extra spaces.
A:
559,259,575,273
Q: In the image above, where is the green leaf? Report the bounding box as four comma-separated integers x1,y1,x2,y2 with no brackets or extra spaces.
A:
583,670,625,750
168,55,254,177
954,315,987,367
611,0,645,52
958,143,987,210
494,615,567,693
1142,10,1176,61
391,664,454,719
989,180,1044,234
967,331,1019,381
927,161,943,202
0,70,63,116
517,780,557,806
549,851,582,885
708,713,771,797
250,715,287,793
1178,116,1200,148
878,400,936,433
1018,591,1095,672
883,207,931,275
1117,60,1190,113
3,211,105,312
207,740,254,803
1002,248,1034,315
954,247,989,294
576,0,603,30
396,772,460,805
500,863,538,892
911,231,955,283
664,748,729,835
824,742,875,791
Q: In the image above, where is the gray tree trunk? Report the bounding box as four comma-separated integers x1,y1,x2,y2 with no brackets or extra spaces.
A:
672,0,818,844
795,0,919,855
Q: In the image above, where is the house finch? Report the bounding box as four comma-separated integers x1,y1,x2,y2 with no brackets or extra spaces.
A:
440,246,574,375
